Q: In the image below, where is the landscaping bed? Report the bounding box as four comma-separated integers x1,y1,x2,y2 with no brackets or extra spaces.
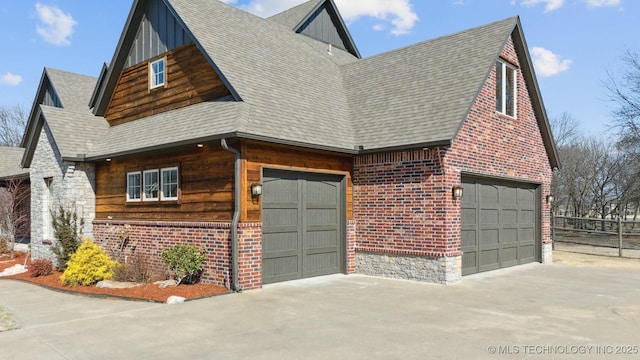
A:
1,251,229,303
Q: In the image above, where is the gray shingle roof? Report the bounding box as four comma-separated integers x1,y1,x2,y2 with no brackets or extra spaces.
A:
20,1,557,168
0,146,27,179
40,106,109,159
344,17,518,151
169,0,357,151
45,68,97,114
88,100,249,158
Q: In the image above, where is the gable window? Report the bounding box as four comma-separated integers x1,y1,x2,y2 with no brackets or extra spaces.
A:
150,58,165,89
143,170,159,201
127,172,142,202
496,60,517,117
161,167,179,200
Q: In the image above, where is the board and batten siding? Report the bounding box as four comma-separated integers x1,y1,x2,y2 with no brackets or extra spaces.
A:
105,43,230,126
242,141,353,223
95,146,235,222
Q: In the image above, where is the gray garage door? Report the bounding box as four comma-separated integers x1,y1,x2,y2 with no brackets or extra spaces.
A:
262,170,345,284
461,177,539,275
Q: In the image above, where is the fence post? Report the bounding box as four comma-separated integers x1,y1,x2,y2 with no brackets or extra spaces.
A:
551,209,555,251
619,217,623,258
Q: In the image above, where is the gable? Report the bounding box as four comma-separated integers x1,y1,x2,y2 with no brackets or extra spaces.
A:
125,0,193,68
105,43,231,126
295,0,360,58
38,79,62,108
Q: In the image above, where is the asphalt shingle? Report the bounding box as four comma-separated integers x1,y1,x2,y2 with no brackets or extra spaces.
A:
0,147,27,179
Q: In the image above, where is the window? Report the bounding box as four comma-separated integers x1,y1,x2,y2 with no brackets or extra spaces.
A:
143,170,159,201
150,58,165,89
127,172,142,202
496,60,517,117
126,167,179,202
161,167,179,200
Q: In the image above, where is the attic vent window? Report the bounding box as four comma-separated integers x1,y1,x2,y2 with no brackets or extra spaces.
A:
496,60,517,117
150,58,165,89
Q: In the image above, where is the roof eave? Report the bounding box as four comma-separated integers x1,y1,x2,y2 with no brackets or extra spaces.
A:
357,140,453,155
512,18,561,170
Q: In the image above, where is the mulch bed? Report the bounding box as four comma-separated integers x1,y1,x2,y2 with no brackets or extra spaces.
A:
0,251,230,303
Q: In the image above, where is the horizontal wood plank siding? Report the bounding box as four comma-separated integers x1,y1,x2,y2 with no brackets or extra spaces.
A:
105,43,230,126
95,146,235,222
242,141,353,222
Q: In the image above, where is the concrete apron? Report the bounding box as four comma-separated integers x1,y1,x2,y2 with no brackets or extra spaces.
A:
0,263,639,359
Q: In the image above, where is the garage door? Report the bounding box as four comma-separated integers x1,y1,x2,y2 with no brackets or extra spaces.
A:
461,177,539,275
262,170,345,284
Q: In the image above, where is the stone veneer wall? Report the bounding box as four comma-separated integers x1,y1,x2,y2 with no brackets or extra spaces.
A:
30,125,96,263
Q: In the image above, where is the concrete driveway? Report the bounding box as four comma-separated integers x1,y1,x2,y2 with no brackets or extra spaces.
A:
1,263,639,359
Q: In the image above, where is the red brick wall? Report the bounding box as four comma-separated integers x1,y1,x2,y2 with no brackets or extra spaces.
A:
237,223,262,290
449,36,553,245
93,220,232,287
353,35,554,257
353,149,462,257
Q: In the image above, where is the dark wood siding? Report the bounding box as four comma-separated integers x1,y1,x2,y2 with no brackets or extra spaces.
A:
105,43,230,126
242,141,353,222
95,146,235,222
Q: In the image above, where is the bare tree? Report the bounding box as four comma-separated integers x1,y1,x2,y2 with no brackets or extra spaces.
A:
606,49,640,158
550,112,580,148
0,176,30,258
0,104,26,147
550,112,581,215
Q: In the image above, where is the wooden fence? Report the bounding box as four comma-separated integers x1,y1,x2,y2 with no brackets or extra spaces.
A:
552,215,640,258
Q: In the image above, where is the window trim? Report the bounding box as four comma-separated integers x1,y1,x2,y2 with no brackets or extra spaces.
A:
496,59,517,118
126,171,142,202
149,58,166,89
160,167,179,201
143,169,159,201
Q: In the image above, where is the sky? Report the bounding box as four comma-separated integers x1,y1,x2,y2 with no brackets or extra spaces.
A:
0,0,638,139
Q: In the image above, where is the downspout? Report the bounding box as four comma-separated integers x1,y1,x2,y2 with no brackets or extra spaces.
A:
221,138,241,291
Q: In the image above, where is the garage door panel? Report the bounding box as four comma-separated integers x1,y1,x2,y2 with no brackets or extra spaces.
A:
481,209,499,225
262,232,298,253
262,208,299,227
480,249,499,271
263,256,299,282
462,178,540,276
304,252,339,276
480,228,499,245
305,230,338,248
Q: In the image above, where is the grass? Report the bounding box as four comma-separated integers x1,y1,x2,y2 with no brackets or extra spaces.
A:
0,306,20,332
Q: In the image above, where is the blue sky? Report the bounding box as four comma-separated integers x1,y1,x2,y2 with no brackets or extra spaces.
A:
0,0,637,138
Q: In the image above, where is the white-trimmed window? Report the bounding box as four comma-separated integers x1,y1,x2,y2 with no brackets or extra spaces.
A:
143,170,159,201
496,60,517,117
150,58,165,89
126,172,142,202
161,167,179,200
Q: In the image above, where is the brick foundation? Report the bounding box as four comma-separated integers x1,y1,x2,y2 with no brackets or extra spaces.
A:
93,220,232,287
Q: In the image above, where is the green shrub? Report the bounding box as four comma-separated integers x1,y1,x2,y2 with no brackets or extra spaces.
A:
60,239,115,286
112,254,151,283
161,244,207,285
51,205,84,271
29,259,53,277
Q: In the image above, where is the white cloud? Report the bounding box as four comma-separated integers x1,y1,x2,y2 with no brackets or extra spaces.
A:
241,0,419,35
531,47,572,77
521,0,565,12
35,3,77,46
584,0,620,7
0,72,23,86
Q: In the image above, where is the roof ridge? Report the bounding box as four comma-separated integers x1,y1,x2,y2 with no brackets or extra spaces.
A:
347,16,518,64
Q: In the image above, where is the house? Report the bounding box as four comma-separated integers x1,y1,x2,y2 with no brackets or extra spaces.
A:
0,146,30,244
19,0,559,290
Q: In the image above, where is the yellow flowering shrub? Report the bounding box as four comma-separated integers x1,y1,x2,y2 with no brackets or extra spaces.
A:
60,239,116,286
